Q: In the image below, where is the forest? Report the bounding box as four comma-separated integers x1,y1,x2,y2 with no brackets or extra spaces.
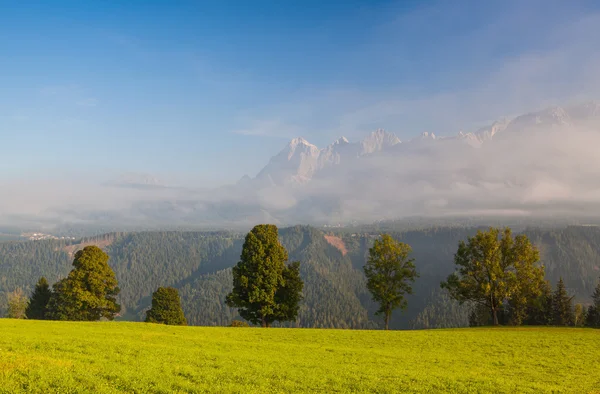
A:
1,225,599,329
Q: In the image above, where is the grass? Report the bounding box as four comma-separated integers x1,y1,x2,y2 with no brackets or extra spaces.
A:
0,320,598,393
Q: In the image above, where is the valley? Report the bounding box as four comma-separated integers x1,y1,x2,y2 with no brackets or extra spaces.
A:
1,225,599,329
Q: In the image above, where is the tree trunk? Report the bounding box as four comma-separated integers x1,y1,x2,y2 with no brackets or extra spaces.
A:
492,308,499,326
385,307,391,330
261,316,267,328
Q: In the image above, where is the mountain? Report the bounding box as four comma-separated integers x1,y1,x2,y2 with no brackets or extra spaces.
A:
255,130,401,186
3,101,600,230
359,128,401,155
256,137,320,185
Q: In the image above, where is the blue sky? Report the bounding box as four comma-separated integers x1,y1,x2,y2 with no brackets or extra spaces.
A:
2,0,600,186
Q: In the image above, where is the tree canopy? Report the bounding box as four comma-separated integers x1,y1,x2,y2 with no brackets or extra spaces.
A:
145,287,187,325
25,277,51,320
47,246,121,321
6,288,28,319
364,234,418,330
552,278,574,326
441,227,543,326
226,224,303,327
585,278,600,327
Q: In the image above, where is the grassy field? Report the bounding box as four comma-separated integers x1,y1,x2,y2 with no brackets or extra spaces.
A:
0,320,598,393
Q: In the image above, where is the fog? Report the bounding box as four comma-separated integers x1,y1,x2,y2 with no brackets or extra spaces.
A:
3,1,600,232
3,115,600,232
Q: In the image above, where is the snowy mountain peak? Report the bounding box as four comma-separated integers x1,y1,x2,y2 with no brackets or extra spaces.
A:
507,106,572,132
288,137,317,149
333,136,350,145
412,131,437,142
360,129,401,155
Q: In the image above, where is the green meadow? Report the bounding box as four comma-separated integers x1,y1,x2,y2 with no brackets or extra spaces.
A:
0,320,598,393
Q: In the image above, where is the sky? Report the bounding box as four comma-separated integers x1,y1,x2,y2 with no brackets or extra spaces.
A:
2,0,600,187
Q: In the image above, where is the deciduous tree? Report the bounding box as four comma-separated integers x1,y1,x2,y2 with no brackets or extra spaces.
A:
574,304,586,327
47,246,120,321
6,288,28,319
442,227,542,326
364,234,418,330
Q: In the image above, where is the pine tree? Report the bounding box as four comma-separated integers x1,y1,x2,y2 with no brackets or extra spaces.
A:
25,277,52,320
552,278,575,326
226,224,303,327
585,278,600,328
47,246,121,321
273,261,304,324
145,287,187,325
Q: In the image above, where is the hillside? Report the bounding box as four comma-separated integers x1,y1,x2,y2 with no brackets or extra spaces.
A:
0,320,598,393
1,225,599,329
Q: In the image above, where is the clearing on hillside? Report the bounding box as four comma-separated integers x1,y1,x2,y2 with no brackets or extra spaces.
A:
0,320,598,393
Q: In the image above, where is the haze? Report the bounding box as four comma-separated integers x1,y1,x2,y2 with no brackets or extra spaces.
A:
2,0,600,231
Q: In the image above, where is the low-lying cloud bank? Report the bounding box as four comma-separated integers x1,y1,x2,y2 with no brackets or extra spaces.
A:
3,106,600,232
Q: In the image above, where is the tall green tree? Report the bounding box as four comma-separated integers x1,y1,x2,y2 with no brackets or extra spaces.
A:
585,278,600,327
47,246,121,321
274,261,304,324
364,234,418,330
226,224,303,327
145,287,187,325
525,281,553,326
441,227,542,326
6,288,28,319
25,277,52,320
552,278,574,326
507,238,546,325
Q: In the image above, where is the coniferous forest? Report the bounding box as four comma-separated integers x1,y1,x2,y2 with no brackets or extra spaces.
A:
1,225,600,329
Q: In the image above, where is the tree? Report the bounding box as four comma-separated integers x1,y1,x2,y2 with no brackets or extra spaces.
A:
586,278,600,327
6,288,28,319
552,278,574,326
525,281,553,326
507,239,546,325
145,287,187,325
574,304,587,327
274,261,304,324
47,246,121,321
25,277,52,320
364,234,418,330
441,227,542,326
226,224,303,327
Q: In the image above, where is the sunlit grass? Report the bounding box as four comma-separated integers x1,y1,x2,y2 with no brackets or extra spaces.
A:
0,320,598,393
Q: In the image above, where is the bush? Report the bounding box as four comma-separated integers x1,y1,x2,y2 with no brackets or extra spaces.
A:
230,320,250,327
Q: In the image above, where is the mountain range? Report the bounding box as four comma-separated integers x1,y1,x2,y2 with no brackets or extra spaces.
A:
250,101,600,188
3,101,600,232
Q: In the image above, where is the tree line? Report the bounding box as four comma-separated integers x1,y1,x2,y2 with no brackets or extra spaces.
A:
7,246,188,326
5,225,600,329
440,227,600,328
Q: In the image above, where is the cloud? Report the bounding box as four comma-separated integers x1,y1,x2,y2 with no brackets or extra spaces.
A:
230,2,600,142
3,120,600,229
